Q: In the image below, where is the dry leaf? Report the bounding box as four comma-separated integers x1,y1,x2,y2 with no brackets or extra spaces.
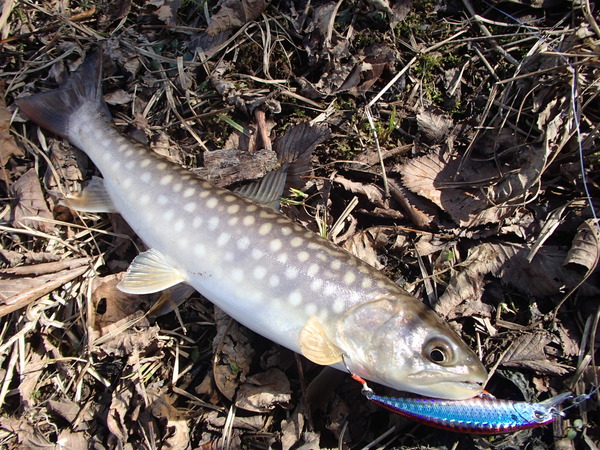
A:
342,230,385,270
9,168,54,232
236,368,292,412
416,107,454,143
334,175,386,206
564,218,600,271
0,258,90,317
207,0,267,35
0,87,24,166
146,388,191,449
212,307,254,401
500,332,569,375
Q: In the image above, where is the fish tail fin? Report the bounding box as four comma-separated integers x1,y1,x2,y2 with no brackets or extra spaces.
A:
16,51,108,139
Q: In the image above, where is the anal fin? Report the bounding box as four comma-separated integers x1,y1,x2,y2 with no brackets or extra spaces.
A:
61,176,116,213
298,316,344,365
118,248,187,294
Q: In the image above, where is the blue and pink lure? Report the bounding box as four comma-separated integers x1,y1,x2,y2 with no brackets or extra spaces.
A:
351,374,596,434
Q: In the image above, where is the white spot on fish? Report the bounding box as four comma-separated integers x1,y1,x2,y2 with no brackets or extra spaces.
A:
290,237,303,248
217,233,231,247
246,205,258,212
227,204,240,214
123,147,133,156
139,194,150,205
184,202,196,213
224,195,236,202
277,253,288,264
307,263,319,277
253,266,267,279
281,227,292,236
194,244,206,256
174,219,184,232
310,279,323,291
158,195,169,206
343,271,356,285
232,268,244,282
298,251,310,263
141,172,152,183
361,278,373,289
224,252,234,262
269,275,280,287
331,260,342,270
251,248,264,259
120,178,132,189
324,284,337,297
126,160,136,170
111,160,121,170
305,303,318,315
183,188,195,198
288,291,302,306
238,237,250,250
140,158,151,168
243,215,255,226
206,198,218,209
258,223,272,235
259,210,277,219
164,210,175,221
285,266,298,280
157,162,168,170
208,217,219,231
333,299,345,314
318,309,329,322
199,190,210,199
270,239,282,252
160,175,173,186
193,217,203,228
173,183,183,193
228,217,239,226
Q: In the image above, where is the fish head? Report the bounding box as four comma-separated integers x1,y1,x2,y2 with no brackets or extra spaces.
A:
338,295,487,400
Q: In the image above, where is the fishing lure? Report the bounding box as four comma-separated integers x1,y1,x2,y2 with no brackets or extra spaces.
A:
351,374,597,434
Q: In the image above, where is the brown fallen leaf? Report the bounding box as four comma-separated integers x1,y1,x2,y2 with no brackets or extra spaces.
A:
90,274,159,355
416,107,454,144
212,307,254,402
146,387,191,449
564,218,600,271
236,368,292,413
0,258,90,318
342,229,385,270
207,0,267,36
0,85,24,168
9,168,55,232
0,416,53,449
500,331,570,375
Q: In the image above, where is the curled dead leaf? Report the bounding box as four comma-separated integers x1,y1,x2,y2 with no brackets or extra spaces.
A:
9,168,54,232
565,218,600,271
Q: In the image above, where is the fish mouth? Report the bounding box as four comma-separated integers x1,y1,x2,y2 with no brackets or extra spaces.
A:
407,369,486,388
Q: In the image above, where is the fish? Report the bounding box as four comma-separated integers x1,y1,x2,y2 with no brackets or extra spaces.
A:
16,51,487,400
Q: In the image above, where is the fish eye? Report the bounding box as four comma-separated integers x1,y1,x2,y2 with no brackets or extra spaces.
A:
423,338,455,366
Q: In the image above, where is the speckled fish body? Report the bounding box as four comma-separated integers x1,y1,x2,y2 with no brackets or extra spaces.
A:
16,52,487,400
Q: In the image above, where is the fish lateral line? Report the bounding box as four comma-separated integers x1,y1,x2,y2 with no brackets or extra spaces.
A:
350,372,596,435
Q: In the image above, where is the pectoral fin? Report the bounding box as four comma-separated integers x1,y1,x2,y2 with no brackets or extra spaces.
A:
118,248,186,294
60,176,117,213
298,316,344,365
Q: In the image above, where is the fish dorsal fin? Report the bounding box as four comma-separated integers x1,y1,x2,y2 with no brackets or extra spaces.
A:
298,316,344,365
60,176,116,213
234,163,288,211
117,248,187,294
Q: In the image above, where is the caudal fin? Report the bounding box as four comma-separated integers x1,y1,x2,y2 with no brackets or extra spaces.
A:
16,51,108,139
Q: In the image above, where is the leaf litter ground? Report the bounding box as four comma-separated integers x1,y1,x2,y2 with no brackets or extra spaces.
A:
0,0,599,448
